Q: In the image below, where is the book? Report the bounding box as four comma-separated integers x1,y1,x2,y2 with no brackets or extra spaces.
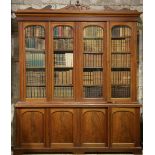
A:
54,69,73,85
83,71,102,85
26,71,45,86
54,86,73,98
111,53,131,68
83,86,102,98
112,26,131,38
26,86,46,98
25,26,45,38
54,53,73,67
26,53,45,68
53,26,73,38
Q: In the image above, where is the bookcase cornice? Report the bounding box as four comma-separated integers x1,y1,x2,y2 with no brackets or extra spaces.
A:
15,4,141,22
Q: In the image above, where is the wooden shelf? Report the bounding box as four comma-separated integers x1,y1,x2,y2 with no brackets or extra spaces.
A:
83,37,103,39
83,85,102,87
54,84,73,87
26,85,46,87
25,36,45,39
54,66,73,69
83,67,103,69
54,37,73,39
25,48,45,52
54,50,73,53
84,52,103,54
111,68,130,71
111,52,131,54
26,67,45,69
111,36,131,39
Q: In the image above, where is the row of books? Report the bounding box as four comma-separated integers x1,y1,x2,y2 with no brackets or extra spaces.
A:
26,86,46,98
84,39,103,53
84,26,103,38
111,71,131,85
26,71,45,85
83,71,102,85
54,26,73,38
83,86,102,98
54,39,73,51
26,53,45,68
84,54,102,67
111,54,131,68
25,26,45,38
54,86,73,98
54,70,72,85
25,38,45,50
54,53,73,67
111,39,130,52
112,26,131,37
111,85,130,98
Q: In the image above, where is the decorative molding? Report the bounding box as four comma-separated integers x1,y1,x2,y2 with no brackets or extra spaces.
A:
63,0,90,10
23,0,90,10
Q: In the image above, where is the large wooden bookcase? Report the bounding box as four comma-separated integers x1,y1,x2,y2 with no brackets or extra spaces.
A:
14,1,142,155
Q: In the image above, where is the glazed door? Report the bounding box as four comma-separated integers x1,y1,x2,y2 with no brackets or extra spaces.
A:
78,22,107,101
20,22,48,102
108,22,137,102
50,22,76,101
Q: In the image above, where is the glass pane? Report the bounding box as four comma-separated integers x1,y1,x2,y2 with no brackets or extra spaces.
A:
25,25,46,98
83,26,104,98
53,26,74,98
111,26,131,98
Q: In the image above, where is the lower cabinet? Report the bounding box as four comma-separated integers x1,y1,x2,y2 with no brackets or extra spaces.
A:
15,106,141,153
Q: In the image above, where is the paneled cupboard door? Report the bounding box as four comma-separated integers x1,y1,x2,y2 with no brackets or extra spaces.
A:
80,108,108,147
110,108,140,148
50,23,76,100
78,22,106,101
49,108,78,148
16,108,47,147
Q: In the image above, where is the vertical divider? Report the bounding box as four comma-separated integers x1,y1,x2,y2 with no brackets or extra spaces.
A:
76,22,83,101
74,108,80,146
73,22,77,101
131,22,138,101
19,22,25,101
103,22,107,100
48,22,53,101
45,108,50,147
45,22,50,101
107,106,111,148
106,22,111,102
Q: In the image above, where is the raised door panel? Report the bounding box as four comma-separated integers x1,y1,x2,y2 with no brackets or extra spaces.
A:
111,108,140,148
50,108,77,147
81,108,108,147
18,108,46,147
